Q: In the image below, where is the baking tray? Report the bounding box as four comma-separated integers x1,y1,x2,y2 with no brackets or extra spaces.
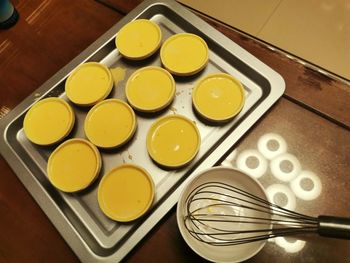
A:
0,0,285,262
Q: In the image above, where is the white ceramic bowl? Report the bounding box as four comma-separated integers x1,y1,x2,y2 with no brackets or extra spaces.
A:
177,167,270,262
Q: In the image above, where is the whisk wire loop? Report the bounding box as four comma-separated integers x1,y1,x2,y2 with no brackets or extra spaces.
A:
183,181,319,246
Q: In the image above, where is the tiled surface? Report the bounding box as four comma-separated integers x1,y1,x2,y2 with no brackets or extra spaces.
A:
258,0,350,80
178,0,350,80
178,0,282,35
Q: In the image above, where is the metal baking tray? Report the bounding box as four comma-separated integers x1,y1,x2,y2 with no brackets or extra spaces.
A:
0,0,285,262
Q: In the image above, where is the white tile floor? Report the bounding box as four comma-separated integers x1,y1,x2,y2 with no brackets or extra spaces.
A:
178,0,350,80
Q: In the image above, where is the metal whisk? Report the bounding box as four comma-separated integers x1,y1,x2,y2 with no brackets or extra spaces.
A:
183,181,350,246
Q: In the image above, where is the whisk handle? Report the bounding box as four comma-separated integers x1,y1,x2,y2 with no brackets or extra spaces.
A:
318,215,350,239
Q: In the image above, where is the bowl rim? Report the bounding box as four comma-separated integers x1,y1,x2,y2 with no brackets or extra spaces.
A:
176,166,269,263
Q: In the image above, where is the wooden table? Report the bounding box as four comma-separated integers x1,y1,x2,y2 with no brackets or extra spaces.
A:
1,1,349,262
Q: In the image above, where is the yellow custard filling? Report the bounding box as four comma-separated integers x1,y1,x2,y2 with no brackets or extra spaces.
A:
160,33,209,76
98,164,155,222
126,66,175,112
116,19,162,60
47,138,101,192
84,99,136,148
65,62,113,106
23,97,75,145
192,73,245,122
147,115,200,168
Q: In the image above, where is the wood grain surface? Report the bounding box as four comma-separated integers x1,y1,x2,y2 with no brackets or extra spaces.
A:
1,1,349,263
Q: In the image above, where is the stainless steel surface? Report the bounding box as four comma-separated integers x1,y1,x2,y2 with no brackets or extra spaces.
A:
0,0,285,262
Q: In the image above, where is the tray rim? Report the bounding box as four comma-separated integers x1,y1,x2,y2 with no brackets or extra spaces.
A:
0,0,285,262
